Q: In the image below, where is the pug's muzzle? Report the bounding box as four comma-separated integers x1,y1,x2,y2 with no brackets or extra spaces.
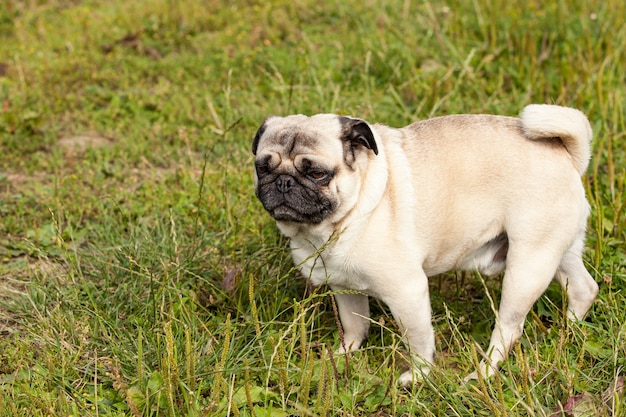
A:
255,170,336,224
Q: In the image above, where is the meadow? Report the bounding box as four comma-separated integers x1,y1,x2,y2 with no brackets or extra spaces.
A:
0,0,624,415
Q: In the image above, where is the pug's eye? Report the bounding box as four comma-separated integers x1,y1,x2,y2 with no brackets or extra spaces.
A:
256,164,271,176
307,170,327,181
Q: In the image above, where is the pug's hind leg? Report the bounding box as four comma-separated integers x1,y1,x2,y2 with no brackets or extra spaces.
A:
466,244,563,382
555,238,598,321
332,290,370,353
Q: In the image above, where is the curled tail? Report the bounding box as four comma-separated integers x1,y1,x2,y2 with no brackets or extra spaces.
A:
520,104,592,175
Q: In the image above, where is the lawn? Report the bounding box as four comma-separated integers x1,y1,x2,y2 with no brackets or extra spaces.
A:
0,0,624,415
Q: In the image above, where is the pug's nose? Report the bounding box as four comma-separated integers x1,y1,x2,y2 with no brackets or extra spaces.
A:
275,175,294,193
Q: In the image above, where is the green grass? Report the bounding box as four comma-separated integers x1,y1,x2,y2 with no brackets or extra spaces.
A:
0,0,625,415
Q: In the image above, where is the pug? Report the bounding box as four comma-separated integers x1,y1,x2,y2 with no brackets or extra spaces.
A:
252,104,598,385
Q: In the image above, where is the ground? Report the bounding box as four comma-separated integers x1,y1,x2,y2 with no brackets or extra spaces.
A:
0,0,625,416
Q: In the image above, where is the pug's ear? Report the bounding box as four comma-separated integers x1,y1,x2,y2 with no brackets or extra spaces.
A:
252,117,275,155
339,116,378,155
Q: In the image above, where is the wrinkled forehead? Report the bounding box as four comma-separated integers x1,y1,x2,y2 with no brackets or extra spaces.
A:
259,115,343,158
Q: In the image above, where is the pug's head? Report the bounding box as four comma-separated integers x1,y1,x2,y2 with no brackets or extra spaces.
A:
252,114,378,225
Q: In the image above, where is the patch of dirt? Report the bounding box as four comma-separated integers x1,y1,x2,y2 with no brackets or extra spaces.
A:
1,132,114,198
2,171,48,188
101,31,163,60
57,131,115,157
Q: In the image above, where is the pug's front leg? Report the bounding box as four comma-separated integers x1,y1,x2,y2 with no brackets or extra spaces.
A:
383,274,435,386
332,290,370,353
